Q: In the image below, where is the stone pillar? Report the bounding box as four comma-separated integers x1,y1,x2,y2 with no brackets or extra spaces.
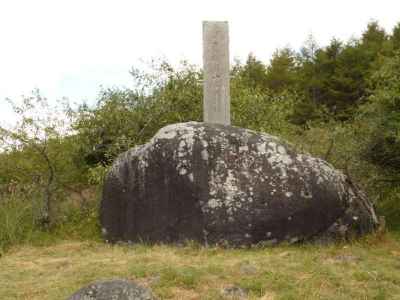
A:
202,21,230,125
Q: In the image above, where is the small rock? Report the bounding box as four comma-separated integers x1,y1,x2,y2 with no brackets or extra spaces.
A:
221,285,248,299
66,279,156,300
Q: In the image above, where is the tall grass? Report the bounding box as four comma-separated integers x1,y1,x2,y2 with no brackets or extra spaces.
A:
0,188,101,253
0,193,39,252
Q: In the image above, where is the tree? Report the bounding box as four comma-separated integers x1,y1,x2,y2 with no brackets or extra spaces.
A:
361,21,388,56
73,60,203,167
289,34,328,124
391,22,400,51
0,91,84,227
291,22,393,122
231,54,269,92
296,34,320,104
309,39,342,109
265,48,297,92
328,40,371,118
361,51,400,172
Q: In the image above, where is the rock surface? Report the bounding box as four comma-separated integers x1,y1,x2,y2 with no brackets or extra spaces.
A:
101,122,379,246
66,279,155,300
221,285,248,299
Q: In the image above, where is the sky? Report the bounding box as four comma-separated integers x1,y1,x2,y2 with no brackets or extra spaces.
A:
1,0,399,126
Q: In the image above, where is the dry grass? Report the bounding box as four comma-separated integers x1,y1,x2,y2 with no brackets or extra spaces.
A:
1,233,400,299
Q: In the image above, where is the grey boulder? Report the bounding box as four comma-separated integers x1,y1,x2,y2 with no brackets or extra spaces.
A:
101,122,379,246
66,279,156,300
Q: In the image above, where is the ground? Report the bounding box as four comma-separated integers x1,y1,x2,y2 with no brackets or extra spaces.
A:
1,233,400,300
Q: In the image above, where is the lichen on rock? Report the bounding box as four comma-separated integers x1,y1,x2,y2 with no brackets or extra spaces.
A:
101,122,379,246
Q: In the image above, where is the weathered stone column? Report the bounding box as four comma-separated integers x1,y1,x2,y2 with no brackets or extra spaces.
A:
202,21,230,125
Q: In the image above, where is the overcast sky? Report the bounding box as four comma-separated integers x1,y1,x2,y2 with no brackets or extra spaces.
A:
1,0,399,125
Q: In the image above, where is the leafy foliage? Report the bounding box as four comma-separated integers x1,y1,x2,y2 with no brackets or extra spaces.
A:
362,52,400,171
0,92,87,228
73,61,203,165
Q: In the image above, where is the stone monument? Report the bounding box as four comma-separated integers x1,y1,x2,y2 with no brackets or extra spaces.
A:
203,21,230,125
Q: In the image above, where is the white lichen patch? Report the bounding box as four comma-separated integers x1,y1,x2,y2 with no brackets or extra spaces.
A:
178,140,186,157
201,149,209,161
205,156,249,215
256,142,267,155
239,145,249,152
207,198,222,209
188,173,194,182
179,168,187,175
277,145,286,155
223,170,239,202
158,129,176,139
155,123,180,140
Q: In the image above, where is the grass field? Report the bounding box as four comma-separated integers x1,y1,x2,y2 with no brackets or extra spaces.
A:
1,233,400,300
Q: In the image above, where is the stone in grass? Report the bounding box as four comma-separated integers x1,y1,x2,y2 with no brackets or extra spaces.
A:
101,122,379,247
221,285,248,299
66,279,156,300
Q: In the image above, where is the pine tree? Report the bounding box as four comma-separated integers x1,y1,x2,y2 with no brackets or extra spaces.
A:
265,48,297,92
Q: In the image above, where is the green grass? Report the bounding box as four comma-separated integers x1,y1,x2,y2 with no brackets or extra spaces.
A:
1,233,399,299
0,195,39,251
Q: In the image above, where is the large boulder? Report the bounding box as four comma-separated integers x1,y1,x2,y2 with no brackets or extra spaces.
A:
101,122,378,246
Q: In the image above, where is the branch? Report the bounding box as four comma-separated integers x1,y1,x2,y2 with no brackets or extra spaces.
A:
323,137,335,161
